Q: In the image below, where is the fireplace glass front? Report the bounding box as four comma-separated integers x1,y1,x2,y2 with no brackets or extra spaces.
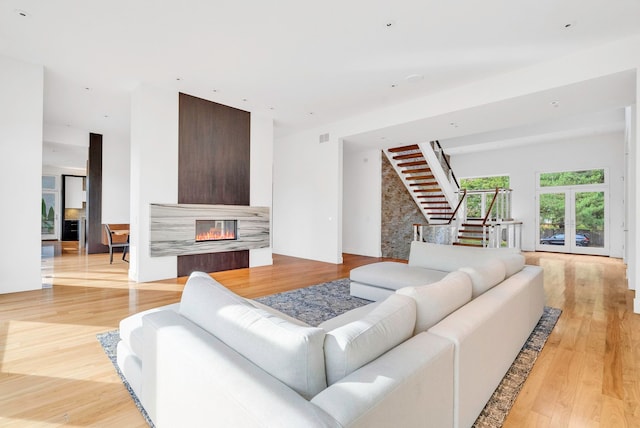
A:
195,220,237,242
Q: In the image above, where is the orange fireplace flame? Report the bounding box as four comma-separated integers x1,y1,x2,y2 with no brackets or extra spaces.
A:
196,227,237,241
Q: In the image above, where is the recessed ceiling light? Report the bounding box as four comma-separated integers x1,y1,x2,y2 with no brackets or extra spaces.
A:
550,100,559,107
176,77,182,81
212,89,218,92
450,122,458,128
391,84,397,88
84,87,90,91
242,98,248,102
269,107,275,110
385,20,396,28
104,115,109,118
14,9,30,17
309,112,314,115
405,74,424,83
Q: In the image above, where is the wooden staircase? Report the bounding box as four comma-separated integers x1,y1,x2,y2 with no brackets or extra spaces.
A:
387,144,456,223
453,188,504,247
455,220,486,247
387,142,520,248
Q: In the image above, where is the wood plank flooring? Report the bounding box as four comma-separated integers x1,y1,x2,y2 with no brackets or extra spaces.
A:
0,251,637,427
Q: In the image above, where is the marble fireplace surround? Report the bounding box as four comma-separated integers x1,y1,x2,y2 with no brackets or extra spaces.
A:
149,204,270,257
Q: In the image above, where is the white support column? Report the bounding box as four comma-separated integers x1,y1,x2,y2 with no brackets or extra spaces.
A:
129,85,179,282
0,55,43,294
632,72,640,313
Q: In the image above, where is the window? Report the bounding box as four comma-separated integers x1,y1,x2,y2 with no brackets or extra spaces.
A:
539,169,604,187
460,175,510,190
460,176,510,218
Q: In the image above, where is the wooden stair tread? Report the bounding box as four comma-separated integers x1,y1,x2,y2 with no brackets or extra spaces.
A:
414,189,442,193
388,144,419,153
402,168,431,174
453,242,484,247
392,153,424,160
398,160,427,167
457,236,484,241
405,175,435,181
409,182,438,187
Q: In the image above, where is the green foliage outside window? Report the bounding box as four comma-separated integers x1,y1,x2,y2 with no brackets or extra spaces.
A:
459,176,510,218
460,176,509,191
539,169,604,187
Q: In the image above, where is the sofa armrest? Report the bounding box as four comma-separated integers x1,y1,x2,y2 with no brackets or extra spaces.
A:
428,265,544,428
141,310,340,428
311,332,454,428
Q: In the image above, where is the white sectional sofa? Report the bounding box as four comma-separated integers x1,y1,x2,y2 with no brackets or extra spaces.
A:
116,242,544,428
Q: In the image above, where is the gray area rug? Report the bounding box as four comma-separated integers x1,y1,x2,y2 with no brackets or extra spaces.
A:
98,277,561,427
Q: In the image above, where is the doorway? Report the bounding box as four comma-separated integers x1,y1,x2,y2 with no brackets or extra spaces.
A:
536,169,608,256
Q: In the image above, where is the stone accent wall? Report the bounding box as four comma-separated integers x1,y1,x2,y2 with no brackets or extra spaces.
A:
381,153,427,260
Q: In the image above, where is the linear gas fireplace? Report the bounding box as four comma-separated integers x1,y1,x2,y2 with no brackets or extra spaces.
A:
195,219,237,242
150,204,269,257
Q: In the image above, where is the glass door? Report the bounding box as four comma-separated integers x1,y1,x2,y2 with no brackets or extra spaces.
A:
41,191,59,240
41,176,59,240
537,188,608,255
538,192,569,252
574,190,606,255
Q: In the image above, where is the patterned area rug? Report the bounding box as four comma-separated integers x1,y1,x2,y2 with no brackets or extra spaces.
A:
98,277,560,428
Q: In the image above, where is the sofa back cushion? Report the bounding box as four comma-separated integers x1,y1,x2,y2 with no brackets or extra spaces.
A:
500,253,525,277
323,294,416,386
179,272,327,399
396,271,472,334
458,258,507,298
408,241,520,272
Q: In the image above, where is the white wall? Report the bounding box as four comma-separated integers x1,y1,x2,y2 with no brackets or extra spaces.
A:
129,85,179,282
342,148,381,257
249,113,274,267
0,55,44,294
102,132,130,223
273,129,343,264
451,132,625,256
273,35,640,267
43,123,88,147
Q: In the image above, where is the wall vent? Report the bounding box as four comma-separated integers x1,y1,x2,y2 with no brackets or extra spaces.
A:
319,133,330,143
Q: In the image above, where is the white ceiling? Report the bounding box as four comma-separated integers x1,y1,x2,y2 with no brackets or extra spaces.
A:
1,0,639,163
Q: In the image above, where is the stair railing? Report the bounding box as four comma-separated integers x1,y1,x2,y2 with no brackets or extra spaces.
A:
483,188,500,225
447,189,467,225
433,140,460,189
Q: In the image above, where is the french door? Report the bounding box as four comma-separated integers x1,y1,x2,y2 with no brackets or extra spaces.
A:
536,186,608,256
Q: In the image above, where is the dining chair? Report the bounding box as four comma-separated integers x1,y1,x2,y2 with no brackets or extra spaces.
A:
104,224,129,264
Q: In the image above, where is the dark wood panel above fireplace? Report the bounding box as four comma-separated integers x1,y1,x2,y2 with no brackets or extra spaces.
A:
177,93,251,276
178,93,250,205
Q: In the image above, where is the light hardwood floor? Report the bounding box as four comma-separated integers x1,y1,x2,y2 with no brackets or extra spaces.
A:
0,251,637,427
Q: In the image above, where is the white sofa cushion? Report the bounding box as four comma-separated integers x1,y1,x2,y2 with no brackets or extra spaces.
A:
350,261,449,290
179,272,327,399
318,301,381,332
501,253,526,277
408,241,520,272
323,294,416,385
459,258,506,298
396,271,473,334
